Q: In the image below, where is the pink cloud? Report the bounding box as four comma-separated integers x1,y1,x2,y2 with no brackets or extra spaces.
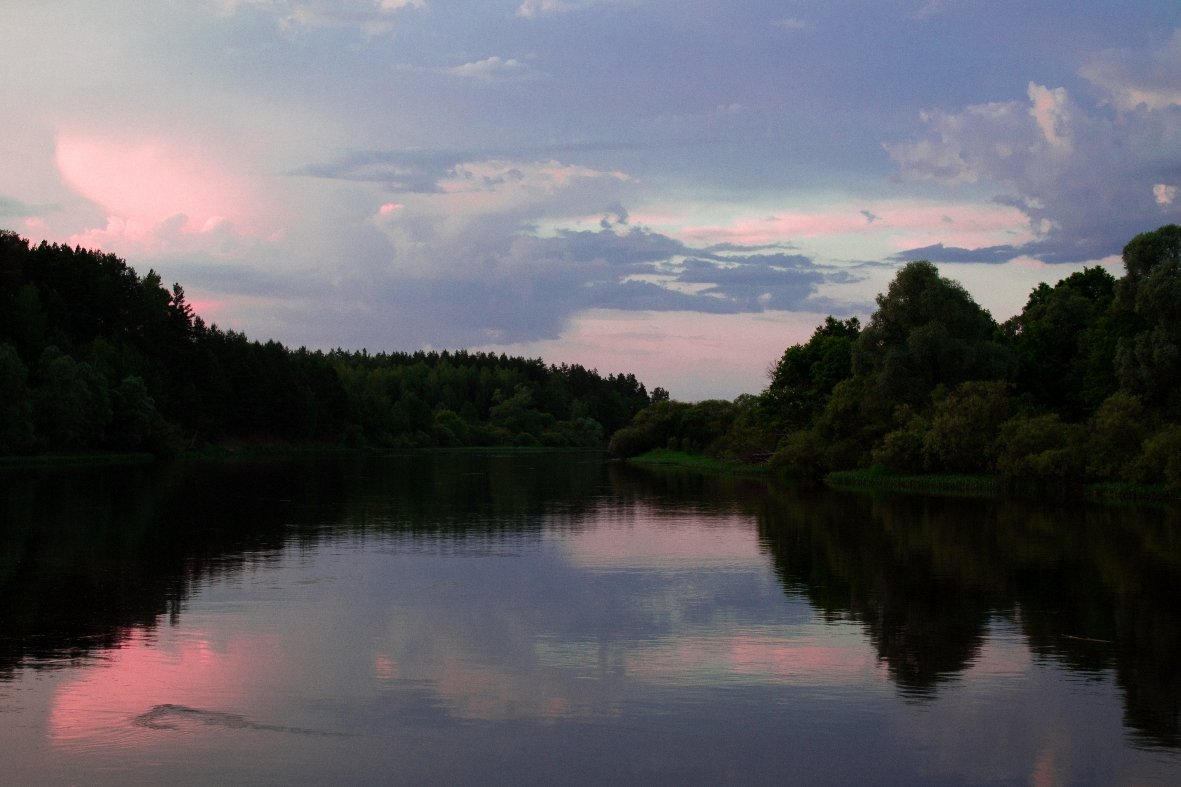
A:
54,133,270,253
672,200,1033,251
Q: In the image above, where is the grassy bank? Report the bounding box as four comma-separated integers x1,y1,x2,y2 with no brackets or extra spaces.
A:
828,467,1179,502
624,452,1181,504
0,452,157,468
825,468,1002,497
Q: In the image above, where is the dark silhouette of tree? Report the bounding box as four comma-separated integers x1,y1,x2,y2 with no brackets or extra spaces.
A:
0,230,651,456
1003,266,1119,419
1114,225,1181,417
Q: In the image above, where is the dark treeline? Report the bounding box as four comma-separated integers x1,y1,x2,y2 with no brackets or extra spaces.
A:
0,230,651,455
610,225,1181,490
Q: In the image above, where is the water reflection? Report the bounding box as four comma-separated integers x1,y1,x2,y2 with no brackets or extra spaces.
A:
2,452,1181,783
751,483,1181,746
0,458,349,679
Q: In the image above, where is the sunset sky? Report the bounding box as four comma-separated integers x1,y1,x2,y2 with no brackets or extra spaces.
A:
3,1,1180,399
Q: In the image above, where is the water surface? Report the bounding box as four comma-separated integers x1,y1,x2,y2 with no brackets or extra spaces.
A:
2,452,1180,784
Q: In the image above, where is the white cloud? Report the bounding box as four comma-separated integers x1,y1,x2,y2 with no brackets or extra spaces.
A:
447,56,529,81
1154,184,1177,206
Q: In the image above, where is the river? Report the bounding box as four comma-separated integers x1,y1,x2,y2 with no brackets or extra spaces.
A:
2,451,1180,784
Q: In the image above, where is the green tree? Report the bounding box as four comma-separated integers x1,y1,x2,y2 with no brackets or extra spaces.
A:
1003,266,1118,418
1114,225,1181,416
854,261,1011,411
921,381,1015,473
31,346,112,450
489,385,556,442
767,316,860,428
872,405,930,472
993,413,1086,480
607,400,689,458
0,342,34,451
1129,424,1181,488
1086,392,1154,481
106,375,158,452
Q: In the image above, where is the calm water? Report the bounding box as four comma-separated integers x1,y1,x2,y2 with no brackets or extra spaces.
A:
2,451,1181,785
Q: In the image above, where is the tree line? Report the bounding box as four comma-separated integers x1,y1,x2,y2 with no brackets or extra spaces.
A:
609,225,1181,490
0,230,651,455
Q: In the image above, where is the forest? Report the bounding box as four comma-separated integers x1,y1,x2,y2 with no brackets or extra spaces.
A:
4,224,1180,490
0,230,651,455
609,225,1181,490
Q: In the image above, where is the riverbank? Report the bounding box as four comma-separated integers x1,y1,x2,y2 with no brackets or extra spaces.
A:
0,452,156,468
624,450,1180,503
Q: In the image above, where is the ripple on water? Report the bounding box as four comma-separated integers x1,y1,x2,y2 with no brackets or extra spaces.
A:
132,704,354,737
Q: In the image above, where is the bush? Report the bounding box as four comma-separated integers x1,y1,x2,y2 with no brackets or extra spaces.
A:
1087,393,1154,480
1126,424,1181,487
994,413,1086,480
873,406,929,472
921,381,1014,473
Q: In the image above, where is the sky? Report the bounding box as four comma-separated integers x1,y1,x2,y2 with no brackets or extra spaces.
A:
2,0,1180,400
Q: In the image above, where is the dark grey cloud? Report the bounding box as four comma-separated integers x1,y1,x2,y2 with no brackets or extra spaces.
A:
258,223,848,349
288,150,454,193
673,255,825,311
891,243,1022,264
887,70,1181,262
543,228,689,265
163,260,327,299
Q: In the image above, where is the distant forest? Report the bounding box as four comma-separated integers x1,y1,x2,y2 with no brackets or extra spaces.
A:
0,230,651,455
609,225,1181,490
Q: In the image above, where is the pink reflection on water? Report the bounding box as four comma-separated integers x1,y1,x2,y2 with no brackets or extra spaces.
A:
49,628,281,748
624,630,888,687
562,506,762,570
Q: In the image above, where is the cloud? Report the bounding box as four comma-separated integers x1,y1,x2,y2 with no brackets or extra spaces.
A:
1027,83,1072,151
53,133,273,257
885,80,1181,261
889,243,1022,265
1080,29,1181,112
1154,184,1178,206
261,147,852,347
672,199,1032,251
290,149,454,193
446,56,530,81
0,195,49,218
771,18,808,32
516,0,626,18
208,0,424,36
268,146,859,348
911,0,971,20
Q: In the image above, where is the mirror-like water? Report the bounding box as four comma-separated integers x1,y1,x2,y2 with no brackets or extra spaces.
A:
2,451,1180,785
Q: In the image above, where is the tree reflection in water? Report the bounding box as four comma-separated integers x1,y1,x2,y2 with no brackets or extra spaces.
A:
751,482,1181,747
